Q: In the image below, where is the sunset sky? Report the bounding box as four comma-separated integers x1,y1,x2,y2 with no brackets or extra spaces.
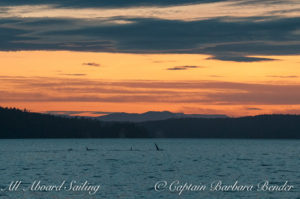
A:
1,0,300,116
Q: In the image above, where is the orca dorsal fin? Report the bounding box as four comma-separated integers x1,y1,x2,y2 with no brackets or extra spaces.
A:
155,143,160,151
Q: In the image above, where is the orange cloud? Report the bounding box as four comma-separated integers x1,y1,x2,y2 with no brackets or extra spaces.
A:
1,76,300,116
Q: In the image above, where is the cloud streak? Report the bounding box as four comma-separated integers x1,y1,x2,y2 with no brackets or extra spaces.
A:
246,107,262,110
82,62,100,67
2,76,300,105
267,75,298,78
167,65,202,70
60,73,86,76
1,1,300,21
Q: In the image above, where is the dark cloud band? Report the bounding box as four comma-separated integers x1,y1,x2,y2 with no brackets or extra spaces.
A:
0,2,299,62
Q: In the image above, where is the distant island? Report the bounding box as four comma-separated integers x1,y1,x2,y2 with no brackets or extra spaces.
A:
1,107,300,139
141,115,300,139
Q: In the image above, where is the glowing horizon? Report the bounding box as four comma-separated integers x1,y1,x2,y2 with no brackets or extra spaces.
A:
1,50,300,117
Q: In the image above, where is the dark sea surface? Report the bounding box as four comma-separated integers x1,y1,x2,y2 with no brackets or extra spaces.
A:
0,139,299,199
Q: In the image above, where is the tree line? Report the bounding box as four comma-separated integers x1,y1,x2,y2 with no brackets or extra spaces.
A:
0,107,149,138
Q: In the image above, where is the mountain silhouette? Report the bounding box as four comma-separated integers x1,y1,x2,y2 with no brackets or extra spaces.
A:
97,111,228,122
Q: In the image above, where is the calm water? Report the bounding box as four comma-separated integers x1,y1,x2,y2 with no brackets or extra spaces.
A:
0,139,299,199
